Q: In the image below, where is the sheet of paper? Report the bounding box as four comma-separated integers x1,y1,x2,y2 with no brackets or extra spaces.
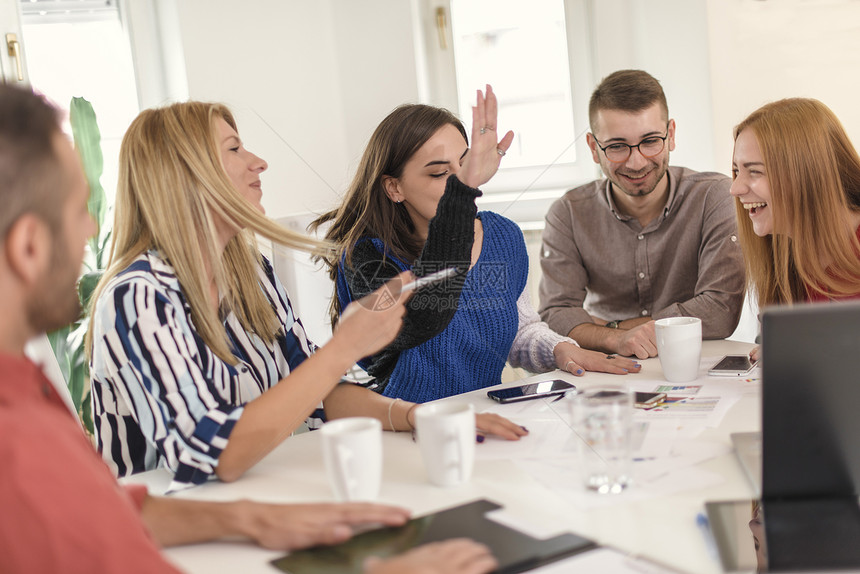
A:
515,457,725,510
627,377,742,428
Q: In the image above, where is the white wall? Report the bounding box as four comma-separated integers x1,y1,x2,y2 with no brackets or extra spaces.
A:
589,0,716,174
166,0,860,342
172,0,423,221
707,0,860,174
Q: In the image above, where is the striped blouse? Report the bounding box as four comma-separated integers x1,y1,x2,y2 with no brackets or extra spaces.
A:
90,250,321,491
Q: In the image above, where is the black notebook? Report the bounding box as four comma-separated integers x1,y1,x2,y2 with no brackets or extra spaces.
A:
271,499,595,574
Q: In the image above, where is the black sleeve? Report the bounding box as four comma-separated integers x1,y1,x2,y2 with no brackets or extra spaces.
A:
340,174,481,380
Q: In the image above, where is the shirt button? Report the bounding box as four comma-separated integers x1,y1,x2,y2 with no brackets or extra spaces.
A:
543,249,550,258
638,272,645,279
731,235,738,242
637,234,644,240
641,309,648,316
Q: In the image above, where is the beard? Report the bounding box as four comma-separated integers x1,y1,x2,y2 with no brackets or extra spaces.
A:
28,233,83,334
606,154,670,198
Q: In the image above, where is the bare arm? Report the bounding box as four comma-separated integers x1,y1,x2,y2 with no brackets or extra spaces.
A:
216,275,410,482
140,496,410,549
324,383,528,441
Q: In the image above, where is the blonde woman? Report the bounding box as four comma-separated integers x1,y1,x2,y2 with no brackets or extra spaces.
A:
731,98,860,360
88,103,525,491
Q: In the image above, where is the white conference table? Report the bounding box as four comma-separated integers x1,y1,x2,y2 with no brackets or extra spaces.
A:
124,339,758,574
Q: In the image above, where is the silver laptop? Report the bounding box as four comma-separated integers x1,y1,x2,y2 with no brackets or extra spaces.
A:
731,431,761,496
710,301,860,573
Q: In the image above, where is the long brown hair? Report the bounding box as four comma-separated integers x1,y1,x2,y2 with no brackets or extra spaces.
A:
310,104,467,326
87,102,327,364
733,98,860,306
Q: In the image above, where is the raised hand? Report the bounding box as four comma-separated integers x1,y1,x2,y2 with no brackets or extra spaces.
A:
459,85,515,189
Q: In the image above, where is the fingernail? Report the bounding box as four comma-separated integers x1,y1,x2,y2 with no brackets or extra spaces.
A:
575,369,584,375
520,426,529,432
476,434,485,443
634,363,641,367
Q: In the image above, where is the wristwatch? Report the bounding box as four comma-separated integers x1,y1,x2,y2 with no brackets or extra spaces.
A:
605,320,622,329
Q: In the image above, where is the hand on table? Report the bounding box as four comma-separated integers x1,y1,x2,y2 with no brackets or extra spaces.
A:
238,501,410,550
458,84,515,189
609,321,657,359
749,345,760,362
363,538,497,574
553,341,641,375
475,412,529,441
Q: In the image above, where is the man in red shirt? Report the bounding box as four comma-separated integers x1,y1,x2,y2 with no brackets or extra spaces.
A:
0,84,496,574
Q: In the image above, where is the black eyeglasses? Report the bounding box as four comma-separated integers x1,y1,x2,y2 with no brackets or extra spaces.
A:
592,126,669,163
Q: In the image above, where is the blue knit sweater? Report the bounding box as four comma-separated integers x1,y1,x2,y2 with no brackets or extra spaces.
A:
337,207,528,403
381,212,528,402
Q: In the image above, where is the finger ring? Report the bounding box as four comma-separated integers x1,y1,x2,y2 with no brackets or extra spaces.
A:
605,354,616,359
496,148,506,156
565,361,576,371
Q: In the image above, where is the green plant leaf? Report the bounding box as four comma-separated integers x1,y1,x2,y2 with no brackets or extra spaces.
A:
69,97,106,253
80,390,94,435
51,96,110,434
78,270,104,311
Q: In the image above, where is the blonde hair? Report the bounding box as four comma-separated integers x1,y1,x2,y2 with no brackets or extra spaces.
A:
733,98,860,306
87,101,328,363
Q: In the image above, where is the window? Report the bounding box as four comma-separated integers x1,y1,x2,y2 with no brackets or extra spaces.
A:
419,0,597,206
20,0,140,207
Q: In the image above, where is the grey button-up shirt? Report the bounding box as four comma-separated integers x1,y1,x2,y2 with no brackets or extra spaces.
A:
538,166,745,339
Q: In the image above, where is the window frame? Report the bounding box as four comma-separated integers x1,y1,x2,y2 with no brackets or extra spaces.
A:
416,0,599,211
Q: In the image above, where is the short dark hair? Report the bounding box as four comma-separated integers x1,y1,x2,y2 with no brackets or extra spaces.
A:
588,70,668,131
0,84,64,239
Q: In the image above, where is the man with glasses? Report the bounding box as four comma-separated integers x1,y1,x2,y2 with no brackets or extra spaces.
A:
538,70,744,359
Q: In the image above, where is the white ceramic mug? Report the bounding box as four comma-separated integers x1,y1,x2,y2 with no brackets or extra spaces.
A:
414,402,476,487
655,317,703,383
320,417,382,501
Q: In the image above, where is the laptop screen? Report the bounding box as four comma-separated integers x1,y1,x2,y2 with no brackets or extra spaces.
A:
761,301,860,500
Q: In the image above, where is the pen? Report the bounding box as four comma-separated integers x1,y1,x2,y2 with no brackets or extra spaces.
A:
399,267,458,294
696,512,720,562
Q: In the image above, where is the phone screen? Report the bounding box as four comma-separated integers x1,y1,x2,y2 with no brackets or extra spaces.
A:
711,355,754,372
487,379,575,403
634,392,663,404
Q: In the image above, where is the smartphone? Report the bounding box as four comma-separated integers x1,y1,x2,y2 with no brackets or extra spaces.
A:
487,379,575,403
634,391,666,409
708,354,757,376
399,267,458,294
